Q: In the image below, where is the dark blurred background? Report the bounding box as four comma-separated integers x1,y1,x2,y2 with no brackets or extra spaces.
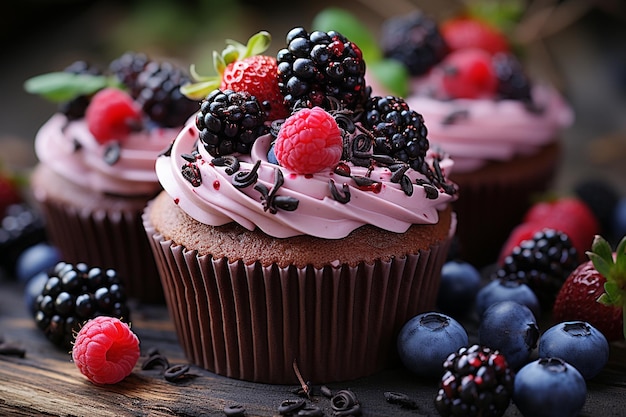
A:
1,0,626,195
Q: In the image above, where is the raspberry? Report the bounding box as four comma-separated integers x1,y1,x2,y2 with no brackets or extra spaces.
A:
274,107,343,174
86,88,142,144
72,316,140,384
440,48,498,99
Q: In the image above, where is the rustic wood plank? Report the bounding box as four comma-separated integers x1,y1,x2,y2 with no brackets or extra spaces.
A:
1,279,625,416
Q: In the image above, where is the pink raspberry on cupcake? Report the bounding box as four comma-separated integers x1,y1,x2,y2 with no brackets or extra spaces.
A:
72,316,140,385
274,107,343,174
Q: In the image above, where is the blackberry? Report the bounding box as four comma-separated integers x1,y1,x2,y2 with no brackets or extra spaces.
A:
494,229,578,309
58,60,103,120
0,203,47,275
32,261,130,350
435,344,514,417
363,95,431,175
380,12,449,76
492,52,532,101
276,27,369,111
196,89,268,156
131,60,199,127
109,51,150,93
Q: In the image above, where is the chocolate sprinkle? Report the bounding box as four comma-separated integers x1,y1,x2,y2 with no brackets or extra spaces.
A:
181,163,202,187
232,160,261,189
441,109,469,125
329,179,351,204
103,141,121,165
212,155,240,175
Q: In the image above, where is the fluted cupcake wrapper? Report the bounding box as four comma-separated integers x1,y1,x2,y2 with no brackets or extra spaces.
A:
144,211,452,384
36,197,163,303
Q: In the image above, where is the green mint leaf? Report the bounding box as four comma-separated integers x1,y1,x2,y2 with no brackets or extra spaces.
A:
369,59,409,97
24,72,110,102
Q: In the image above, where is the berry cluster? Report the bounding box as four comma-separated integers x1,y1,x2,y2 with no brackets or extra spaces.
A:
380,12,532,100
32,261,130,350
276,27,368,111
183,29,456,196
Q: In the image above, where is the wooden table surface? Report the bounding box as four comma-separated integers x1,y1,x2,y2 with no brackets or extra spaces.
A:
1,279,626,417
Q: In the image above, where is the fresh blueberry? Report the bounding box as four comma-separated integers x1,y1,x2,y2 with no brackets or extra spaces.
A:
476,279,540,319
15,242,61,282
436,260,481,317
24,270,49,315
538,321,609,380
478,301,539,370
267,142,278,164
513,357,586,417
397,312,469,378
613,197,626,241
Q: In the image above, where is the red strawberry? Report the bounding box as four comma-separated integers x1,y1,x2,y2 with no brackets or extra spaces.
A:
221,55,289,121
0,172,22,215
528,198,599,261
439,48,498,99
86,88,142,144
553,236,626,342
440,17,509,55
182,31,289,121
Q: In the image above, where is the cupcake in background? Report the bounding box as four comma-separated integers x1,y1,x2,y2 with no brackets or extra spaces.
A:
25,53,199,303
144,30,458,384
377,8,573,267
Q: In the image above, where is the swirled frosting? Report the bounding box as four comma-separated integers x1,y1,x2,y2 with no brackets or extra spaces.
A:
405,77,574,173
155,120,457,239
35,113,180,196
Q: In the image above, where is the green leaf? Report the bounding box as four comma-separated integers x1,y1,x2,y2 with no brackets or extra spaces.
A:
603,281,622,305
312,7,382,63
221,44,241,66
591,234,614,264
213,50,226,76
243,31,271,58
24,72,110,102
614,236,626,277
180,79,221,100
189,64,215,82
588,252,613,280
622,307,626,340
369,59,409,97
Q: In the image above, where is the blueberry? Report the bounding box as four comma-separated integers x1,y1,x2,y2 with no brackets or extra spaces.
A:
24,271,49,315
267,142,278,164
397,312,469,378
476,279,540,319
16,243,61,282
436,260,481,317
538,321,609,380
478,301,539,370
613,197,626,241
513,357,586,417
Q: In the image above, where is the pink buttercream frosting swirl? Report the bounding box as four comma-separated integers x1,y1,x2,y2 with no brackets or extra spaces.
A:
405,80,574,173
155,120,457,239
35,113,179,196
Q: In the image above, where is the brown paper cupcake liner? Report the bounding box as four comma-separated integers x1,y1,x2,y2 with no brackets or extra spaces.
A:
144,211,452,384
451,142,561,267
37,198,163,303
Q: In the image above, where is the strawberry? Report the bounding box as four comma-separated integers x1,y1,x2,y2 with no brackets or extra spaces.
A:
85,88,142,144
439,48,498,99
553,235,626,342
440,17,509,55
181,31,289,121
220,55,289,121
499,197,600,264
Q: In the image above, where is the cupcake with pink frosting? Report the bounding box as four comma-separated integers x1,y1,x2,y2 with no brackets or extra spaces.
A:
143,29,458,384
378,10,573,266
26,53,198,303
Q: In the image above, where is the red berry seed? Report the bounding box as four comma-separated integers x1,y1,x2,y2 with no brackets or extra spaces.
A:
72,316,140,384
